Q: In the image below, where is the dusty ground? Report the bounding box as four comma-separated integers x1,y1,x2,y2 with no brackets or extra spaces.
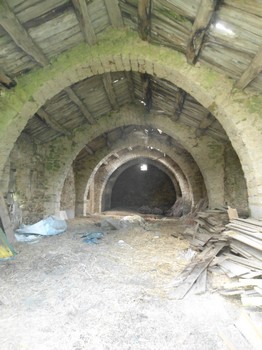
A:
0,215,250,350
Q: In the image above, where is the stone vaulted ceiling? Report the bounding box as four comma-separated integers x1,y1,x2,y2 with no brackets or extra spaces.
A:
0,0,262,220
0,0,261,147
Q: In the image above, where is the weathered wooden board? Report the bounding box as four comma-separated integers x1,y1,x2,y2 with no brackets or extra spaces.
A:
170,243,225,299
224,231,262,251
192,268,207,295
218,324,253,350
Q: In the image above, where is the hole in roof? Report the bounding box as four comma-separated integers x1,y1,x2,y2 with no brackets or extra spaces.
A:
214,22,235,37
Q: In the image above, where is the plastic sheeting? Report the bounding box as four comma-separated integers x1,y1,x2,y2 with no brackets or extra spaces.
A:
15,216,67,240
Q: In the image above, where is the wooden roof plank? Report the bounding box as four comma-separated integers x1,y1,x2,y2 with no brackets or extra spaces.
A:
102,73,119,110
173,89,186,121
0,0,49,66
138,0,151,41
196,112,216,137
124,71,136,101
104,0,124,28
37,108,71,136
235,46,262,90
72,0,97,45
65,87,96,124
186,0,219,64
0,68,16,88
84,145,94,155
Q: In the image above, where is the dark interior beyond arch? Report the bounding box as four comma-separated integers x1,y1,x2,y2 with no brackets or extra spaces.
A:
110,163,176,213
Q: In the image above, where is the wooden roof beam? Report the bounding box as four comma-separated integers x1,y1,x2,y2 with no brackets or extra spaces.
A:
0,69,16,89
102,73,119,111
37,108,71,136
104,0,123,28
141,73,152,112
0,0,49,66
187,0,219,65
72,0,97,45
235,46,262,90
124,71,135,102
138,0,152,41
103,133,112,148
173,89,186,121
65,87,96,124
195,112,216,137
84,145,94,155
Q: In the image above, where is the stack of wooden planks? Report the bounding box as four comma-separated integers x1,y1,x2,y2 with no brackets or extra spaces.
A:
171,210,262,305
169,242,226,299
216,218,262,307
183,207,229,250
219,279,262,308
170,210,262,350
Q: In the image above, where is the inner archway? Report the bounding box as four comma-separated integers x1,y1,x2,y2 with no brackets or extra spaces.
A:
104,159,177,214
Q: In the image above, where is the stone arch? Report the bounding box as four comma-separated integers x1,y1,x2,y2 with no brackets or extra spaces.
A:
84,151,188,214
74,136,205,216
0,31,259,215
42,109,222,216
100,156,181,213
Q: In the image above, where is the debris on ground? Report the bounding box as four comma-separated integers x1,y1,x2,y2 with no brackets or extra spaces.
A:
138,206,164,215
100,217,119,231
82,231,104,244
138,205,152,214
120,215,145,228
15,233,41,242
169,242,226,299
1,215,243,350
235,310,262,349
15,216,67,242
172,207,262,311
166,197,191,217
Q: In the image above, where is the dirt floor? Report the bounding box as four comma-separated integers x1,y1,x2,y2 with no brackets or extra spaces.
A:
0,215,252,350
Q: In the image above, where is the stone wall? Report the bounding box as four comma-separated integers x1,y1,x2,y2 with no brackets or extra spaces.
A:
2,134,46,225
0,30,259,222
224,143,249,216
110,163,176,212
60,166,75,218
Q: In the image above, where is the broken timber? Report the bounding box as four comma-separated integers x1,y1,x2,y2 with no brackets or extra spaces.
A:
138,0,152,41
0,69,16,89
187,0,219,64
235,45,262,90
170,243,226,299
72,0,97,45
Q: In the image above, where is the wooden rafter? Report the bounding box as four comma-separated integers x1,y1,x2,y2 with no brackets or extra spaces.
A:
0,0,49,66
103,133,111,148
138,0,152,41
187,0,219,65
72,0,97,45
102,73,119,110
235,46,262,90
0,69,16,89
104,0,123,28
124,71,135,102
195,112,216,137
141,73,152,112
84,145,94,155
65,87,96,124
37,108,71,136
173,89,186,121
